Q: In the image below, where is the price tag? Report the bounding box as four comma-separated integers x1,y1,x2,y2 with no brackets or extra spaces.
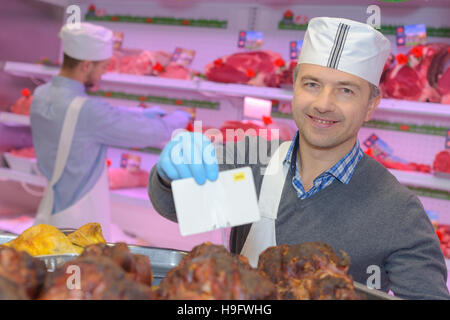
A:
396,26,406,47
237,30,263,50
397,24,427,47
120,153,141,172
289,40,303,60
170,47,196,66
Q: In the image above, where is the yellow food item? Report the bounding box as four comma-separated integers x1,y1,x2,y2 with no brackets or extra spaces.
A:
4,224,83,256
67,223,106,247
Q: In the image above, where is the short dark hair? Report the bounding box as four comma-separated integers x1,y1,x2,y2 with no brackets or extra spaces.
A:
368,82,380,100
293,64,380,100
62,53,82,69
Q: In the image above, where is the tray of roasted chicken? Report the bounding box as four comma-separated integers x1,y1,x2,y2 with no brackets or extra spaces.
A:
0,223,398,300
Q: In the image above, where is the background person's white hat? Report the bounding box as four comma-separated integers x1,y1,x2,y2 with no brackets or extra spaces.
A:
59,22,113,61
298,17,391,86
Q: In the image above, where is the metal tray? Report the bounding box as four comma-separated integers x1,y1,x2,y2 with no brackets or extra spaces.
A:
0,232,187,285
0,232,398,299
353,282,401,300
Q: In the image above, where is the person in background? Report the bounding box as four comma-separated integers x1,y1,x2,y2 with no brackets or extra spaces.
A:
31,22,190,240
148,17,450,299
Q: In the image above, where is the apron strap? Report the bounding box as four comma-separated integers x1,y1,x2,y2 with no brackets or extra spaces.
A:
240,141,291,267
258,141,291,219
34,96,87,225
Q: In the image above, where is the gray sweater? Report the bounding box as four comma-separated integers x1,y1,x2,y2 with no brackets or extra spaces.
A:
148,136,450,300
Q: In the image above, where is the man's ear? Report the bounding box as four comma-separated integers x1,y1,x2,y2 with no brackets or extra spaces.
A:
79,60,93,73
365,95,381,122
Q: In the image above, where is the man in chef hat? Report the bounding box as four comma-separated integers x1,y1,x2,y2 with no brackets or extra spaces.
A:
148,17,449,299
30,22,190,240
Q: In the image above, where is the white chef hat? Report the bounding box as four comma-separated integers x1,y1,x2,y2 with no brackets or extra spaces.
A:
298,17,391,86
59,22,113,61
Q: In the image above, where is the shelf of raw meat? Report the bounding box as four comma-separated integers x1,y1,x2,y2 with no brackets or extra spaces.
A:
6,61,450,115
390,169,450,192
377,99,450,119
0,112,30,126
0,167,46,187
3,61,292,101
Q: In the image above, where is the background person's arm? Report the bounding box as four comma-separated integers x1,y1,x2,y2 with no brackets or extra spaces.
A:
81,98,189,149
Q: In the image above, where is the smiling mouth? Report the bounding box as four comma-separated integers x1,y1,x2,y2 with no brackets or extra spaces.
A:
307,115,339,125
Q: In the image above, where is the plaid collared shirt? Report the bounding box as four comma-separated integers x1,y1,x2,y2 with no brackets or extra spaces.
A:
284,131,364,199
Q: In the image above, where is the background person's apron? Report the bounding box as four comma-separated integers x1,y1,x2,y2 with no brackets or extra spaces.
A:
33,96,112,240
240,141,291,267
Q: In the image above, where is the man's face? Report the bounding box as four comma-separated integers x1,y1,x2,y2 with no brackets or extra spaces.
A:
84,59,110,88
292,63,378,151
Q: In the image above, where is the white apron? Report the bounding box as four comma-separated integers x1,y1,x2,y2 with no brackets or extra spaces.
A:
240,141,291,267
33,96,112,240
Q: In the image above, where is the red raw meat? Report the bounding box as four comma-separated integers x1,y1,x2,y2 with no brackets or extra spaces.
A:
433,150,450,173
106,50,190,79
437,67,450,104
119,51,152,75
364,149,431,173
378,54,395,98
441,94,450,105
9,147,36,158
383,64,423,101
205,51,290,87
159,63,191,80
10,89,33,115
382,43,449,102
108,168,149,190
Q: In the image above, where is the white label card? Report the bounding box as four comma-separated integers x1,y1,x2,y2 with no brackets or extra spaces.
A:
172,167,260,236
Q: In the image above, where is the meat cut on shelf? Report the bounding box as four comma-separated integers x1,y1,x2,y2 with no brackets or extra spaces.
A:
108,168,149,190
107,49,192,80
205,50,294,88
381,43,450,104
433,150,450,174
9,88,33,115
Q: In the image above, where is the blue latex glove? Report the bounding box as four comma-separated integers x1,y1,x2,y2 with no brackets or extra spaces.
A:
157,132,218,185
143,106,168,118
171,109,193,121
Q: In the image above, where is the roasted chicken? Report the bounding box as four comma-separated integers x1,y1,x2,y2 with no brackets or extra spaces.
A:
80,242,153,285
157,242,277,300
0,275,28,300
0,246,47,299
2,224,82,255
257,242,360,300
2,223,107,256
67,223,106,247
39,256,154,300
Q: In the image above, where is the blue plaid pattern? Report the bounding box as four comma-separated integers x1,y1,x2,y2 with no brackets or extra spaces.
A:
284,131,364,199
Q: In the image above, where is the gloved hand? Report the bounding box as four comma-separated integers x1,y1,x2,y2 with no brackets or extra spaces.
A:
156,131,218,185
143,106,168,118
171,109,193,121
